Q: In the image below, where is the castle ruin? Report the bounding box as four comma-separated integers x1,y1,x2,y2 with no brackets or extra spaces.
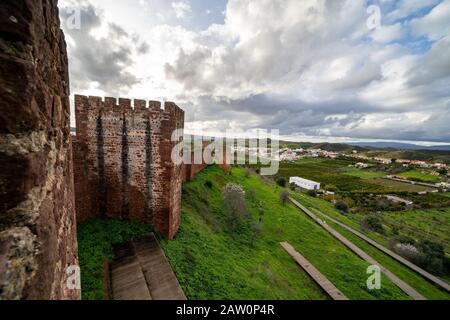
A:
72,96,185,239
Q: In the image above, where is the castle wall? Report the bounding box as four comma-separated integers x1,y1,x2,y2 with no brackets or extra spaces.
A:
182,142,232,183
0,0,79,300
73,96,184,239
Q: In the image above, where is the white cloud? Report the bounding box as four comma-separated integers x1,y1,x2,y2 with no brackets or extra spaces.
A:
410,0,450,40
172,1,192,19
370,23,405,43
60,0,450,142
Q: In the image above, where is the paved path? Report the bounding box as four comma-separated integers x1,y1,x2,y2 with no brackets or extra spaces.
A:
309,206,450,293
111,233,186,300
281,242,348,300
289,197,426,300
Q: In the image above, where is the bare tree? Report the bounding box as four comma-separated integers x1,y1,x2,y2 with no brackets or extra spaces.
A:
280,190,290,206
223,183,249,230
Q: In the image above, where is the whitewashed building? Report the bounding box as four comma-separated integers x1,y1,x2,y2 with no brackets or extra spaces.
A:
289,177,321,190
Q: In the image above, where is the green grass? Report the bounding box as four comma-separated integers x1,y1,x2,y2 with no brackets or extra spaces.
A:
382,208,450,253
340,167,385,180
160,166,410,300
399,170,441,183
290,193,450,299
77,219,151,300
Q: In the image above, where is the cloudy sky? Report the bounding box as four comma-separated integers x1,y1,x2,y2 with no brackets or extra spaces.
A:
59,0,450,145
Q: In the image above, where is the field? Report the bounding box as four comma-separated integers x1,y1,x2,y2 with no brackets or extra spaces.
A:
364,178,434,193
340,167,385,180
159,166,413,300
275,158,432,193
399,170,441,183
276,158,384,193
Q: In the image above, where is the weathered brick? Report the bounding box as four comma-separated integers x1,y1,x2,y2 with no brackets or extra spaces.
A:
0,0,79,300
73,96,185,239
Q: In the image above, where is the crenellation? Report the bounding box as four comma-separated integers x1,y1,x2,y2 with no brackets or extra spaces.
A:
149,101,162,112
134,99,147,111
119,98,132,111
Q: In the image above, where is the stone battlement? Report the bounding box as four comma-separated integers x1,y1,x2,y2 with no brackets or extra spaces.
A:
73,95,185,239
74,95,184,115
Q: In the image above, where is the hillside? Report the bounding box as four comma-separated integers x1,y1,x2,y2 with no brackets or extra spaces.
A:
158,166,449,300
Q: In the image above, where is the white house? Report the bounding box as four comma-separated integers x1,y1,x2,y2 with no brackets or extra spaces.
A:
289,177,321,190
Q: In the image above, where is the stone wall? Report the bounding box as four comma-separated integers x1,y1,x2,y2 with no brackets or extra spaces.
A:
0,0,79,300
183,142,232,183
73,96,185,239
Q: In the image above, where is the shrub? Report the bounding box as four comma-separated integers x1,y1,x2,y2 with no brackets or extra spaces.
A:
335,201,348,212
392,243,424,265
306,190,317,197
223,183,249,230
204,180,213,189
250,222,264,246
324,184,337,192
276,177,287,188
360,216,385,234
279,190,290,206
417,240,448,275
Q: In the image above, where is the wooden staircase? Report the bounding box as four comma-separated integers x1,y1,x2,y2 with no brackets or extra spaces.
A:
110,233,186,300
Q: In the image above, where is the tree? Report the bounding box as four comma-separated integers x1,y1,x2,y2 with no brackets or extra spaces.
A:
250,222,263,246
335,201,348,212
361,216,385,235
276,177,287,188
306,190,317,197
280,190,290,206
223,184,249,230
324,184,337,192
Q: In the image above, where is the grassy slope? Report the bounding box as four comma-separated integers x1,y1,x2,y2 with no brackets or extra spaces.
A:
160,166,409,300
382,208,450,253
77,219,152,300
290,193,450,299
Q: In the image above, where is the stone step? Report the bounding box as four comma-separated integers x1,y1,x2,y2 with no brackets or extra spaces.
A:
110,233,186,300
111,242,152,300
